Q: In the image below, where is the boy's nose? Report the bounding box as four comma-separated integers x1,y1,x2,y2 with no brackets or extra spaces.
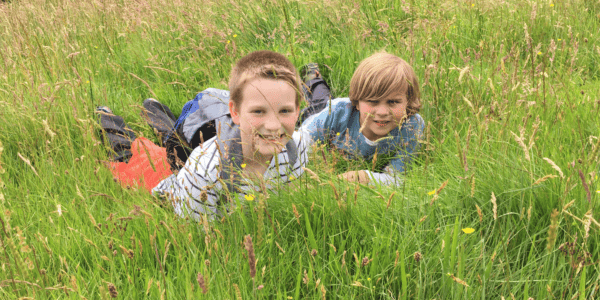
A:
374,105,390,116
263,114,282,131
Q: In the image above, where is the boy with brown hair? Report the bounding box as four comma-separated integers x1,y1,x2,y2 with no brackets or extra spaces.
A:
301,51,424,185
148,50,310,220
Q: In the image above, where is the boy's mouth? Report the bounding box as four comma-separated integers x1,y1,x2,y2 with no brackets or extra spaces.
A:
257,133,286,143
373,120,390,127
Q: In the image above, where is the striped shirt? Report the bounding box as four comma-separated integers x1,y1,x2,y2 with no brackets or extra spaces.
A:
152,129,310,221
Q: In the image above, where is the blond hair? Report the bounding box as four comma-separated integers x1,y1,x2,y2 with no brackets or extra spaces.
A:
229,50,301,108
349,52,421,116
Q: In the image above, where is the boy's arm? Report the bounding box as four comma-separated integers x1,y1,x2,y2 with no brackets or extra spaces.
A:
152,139,221,220
300,100,338,143
344,114,425,186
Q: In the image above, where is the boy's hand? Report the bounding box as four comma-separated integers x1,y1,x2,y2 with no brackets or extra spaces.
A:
339,171,370,184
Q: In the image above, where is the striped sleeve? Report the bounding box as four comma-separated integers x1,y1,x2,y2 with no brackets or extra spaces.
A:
152,137,223,221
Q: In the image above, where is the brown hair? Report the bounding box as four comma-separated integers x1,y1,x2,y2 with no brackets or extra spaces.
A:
349,52,421,116
229,50,301,108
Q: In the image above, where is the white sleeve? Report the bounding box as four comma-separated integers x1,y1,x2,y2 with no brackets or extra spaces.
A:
152,142,222,221
363,166,404,186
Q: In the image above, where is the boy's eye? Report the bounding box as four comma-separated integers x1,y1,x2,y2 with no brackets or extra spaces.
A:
280,108,291,114
252,109,265,114
388,100,400,105
367,100,378,104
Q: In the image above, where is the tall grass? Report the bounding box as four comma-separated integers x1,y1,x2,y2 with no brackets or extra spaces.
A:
1,0,599,298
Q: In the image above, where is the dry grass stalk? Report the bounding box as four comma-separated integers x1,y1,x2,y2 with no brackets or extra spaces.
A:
197,273,208,294
146,278,153,295
394,250,399,267
275,241,285,254
233,283,242,300
578,170,591,203
429,180,448,206
243,235,256,278
583,210,592,241
361,256,372,267
470,175,476,197
510,131,530,161
371,151,378,171
353,183,360,205
303,269,309,284
447,273,469,287
533,174,558,185
341,250,347,269
546,209,559,251
107,282,118,298
292,204,301,225
257,196,265,245
475,204,483,223
320,284,326,300
414,252,422,263
302,167,321,183
419,215,427,223
328,181,341,207
543,157,564,178
17,152,39,177
386,191,396,209
491,192,498,220
562,199,575,212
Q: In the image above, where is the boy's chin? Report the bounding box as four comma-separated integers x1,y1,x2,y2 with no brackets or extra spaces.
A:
255,138,289,156
367,125,393,138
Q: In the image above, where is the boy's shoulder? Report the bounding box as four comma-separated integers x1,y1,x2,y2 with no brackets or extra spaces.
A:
303,98,357,125
185,136,221,172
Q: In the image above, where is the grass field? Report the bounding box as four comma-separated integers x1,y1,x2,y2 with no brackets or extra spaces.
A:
1,0,600,298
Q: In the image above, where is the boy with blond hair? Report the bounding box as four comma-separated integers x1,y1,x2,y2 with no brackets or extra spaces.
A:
301,52,424,185
151,50,310,220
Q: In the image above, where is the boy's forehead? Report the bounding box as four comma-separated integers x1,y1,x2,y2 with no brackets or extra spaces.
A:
241,78,297,105
363,88,408,101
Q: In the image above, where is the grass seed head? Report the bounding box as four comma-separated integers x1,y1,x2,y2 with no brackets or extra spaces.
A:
547,209,559,251
107,283,118,298
491,192,497,220
244,235,256,278
475,204,483,222
197,273,208,294
414,252,422,263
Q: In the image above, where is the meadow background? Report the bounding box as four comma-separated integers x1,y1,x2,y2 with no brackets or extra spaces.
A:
1,0,600,298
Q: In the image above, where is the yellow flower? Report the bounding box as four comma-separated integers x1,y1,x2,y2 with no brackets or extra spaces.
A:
462,228,475,234
596,190,600,194
290,175,296,181
558,39,562,41
471,3,474,7
244,194,255,201
227,40,231,44
86,80,90,84
168,40,171,43
233,34,238,38
336,132,340,136
427,190,436,196
367,278,371,281
550,3,554,7
537,51,542,55
241,163,247,168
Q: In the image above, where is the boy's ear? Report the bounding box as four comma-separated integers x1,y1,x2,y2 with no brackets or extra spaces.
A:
229,101,241,125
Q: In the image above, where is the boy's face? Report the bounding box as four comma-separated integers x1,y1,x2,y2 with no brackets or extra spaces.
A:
230,78,299,165
357,89,407,141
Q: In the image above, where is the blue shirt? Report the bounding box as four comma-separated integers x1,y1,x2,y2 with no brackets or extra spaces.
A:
301,98,424,185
